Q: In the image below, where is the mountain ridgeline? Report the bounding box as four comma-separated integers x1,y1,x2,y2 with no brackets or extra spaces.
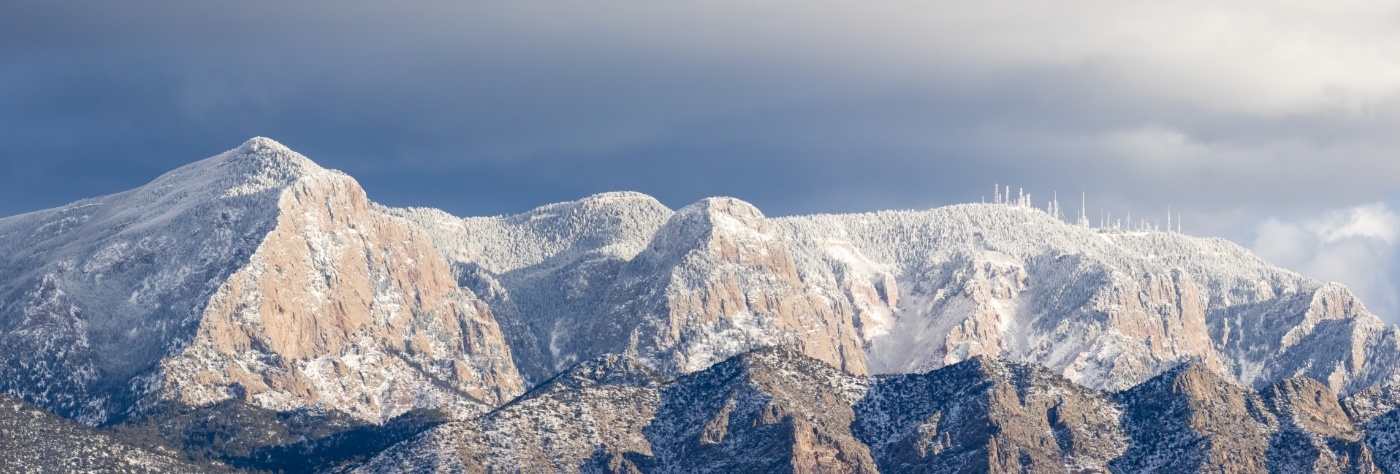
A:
2,137,1400,472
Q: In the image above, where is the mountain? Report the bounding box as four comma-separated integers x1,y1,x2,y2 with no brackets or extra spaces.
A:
6,137,1400,472
395,181,1400,396
354,347,1393,473
0,138,522,425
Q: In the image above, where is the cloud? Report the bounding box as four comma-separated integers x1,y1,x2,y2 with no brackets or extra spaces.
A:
1252,203,1400,323
2,0,1400,244
1312,204,1400,244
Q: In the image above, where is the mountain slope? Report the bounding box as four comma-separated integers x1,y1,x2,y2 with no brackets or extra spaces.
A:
0,138,523,424
0,394,227,473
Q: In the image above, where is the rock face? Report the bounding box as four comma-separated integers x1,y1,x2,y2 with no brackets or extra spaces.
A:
640,347,876,473
354,354,665,473
1262,377,1376,472
1114,364,1383,473
1345,382,1400,472
160,157,521,422
0,138,523,424
0,138,301,424
590,198,868,376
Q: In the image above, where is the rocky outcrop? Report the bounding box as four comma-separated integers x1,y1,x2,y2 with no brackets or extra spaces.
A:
160,164,523,422
396,195,872,383
1114,363,1277,472
1345,382,1400,472
0,137,321,424
1113,363,1387,473
400,189,1400,398
384,182,1400,401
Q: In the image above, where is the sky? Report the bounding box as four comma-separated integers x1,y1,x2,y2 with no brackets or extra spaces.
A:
3,1,1400,321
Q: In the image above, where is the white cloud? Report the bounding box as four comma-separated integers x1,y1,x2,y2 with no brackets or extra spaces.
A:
1311,203,1400,244
1252,203,1400,323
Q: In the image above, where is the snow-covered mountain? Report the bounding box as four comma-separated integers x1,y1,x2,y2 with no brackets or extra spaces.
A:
0,138,522,425
5,137,1400,472
395,179,1400,396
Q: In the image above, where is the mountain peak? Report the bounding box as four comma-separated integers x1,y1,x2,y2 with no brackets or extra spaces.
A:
236,136,290,154
138,137,329,201
220,136,324,178
686,196,765,221
651,196,774,251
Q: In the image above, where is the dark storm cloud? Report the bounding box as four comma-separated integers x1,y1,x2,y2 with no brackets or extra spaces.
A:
5,1,1400,318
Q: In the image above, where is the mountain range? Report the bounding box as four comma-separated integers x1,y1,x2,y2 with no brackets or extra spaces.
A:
2,137,1398,472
